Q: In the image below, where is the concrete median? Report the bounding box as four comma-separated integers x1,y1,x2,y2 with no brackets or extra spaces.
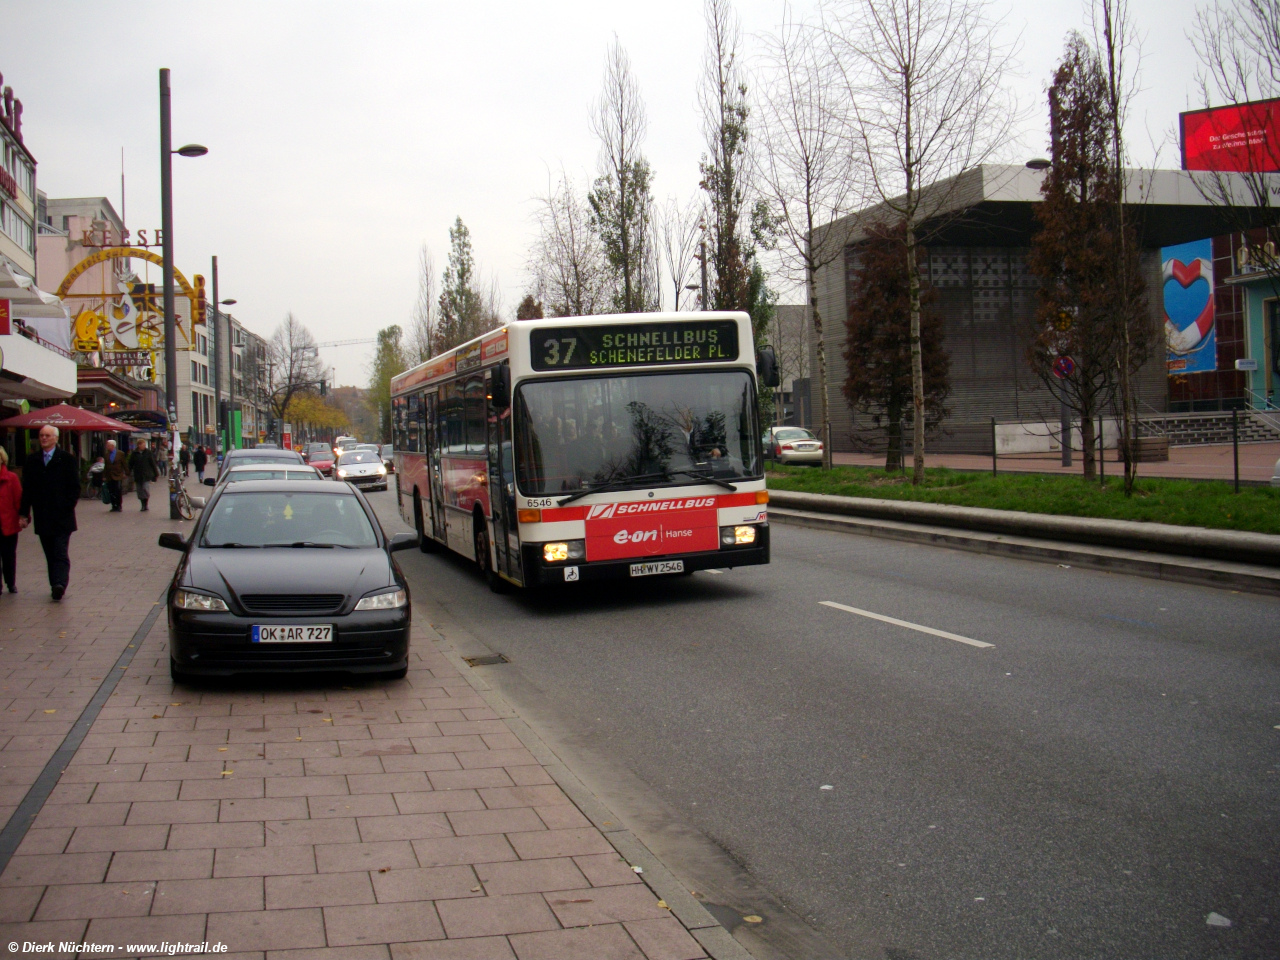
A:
767,489,1280,567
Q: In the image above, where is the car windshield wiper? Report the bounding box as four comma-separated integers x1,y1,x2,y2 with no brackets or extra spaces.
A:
203,541,258,548
666,469,738,492
556,472,672,506
264,541,337,549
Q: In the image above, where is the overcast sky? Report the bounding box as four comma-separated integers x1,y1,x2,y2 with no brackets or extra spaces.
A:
4,0,1205,387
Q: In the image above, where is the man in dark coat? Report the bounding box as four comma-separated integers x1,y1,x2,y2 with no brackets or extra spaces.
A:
18,425,80,601
129,438,160,511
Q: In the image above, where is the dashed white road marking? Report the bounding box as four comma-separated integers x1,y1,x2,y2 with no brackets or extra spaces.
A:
819,600,994,649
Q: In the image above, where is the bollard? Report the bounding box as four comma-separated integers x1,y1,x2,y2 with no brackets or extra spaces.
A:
991,417,997,476
1233,408,1240,493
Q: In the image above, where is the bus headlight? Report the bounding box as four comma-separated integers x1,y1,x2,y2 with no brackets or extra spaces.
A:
543,540,585,563
720,525,758,546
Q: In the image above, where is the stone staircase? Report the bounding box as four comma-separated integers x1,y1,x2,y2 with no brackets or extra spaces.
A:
1139,411,1280,445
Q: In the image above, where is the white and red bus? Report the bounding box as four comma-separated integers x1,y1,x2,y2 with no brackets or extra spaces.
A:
389,311,776,590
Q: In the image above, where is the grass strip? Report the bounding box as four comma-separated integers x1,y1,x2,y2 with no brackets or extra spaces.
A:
766,464,1280,535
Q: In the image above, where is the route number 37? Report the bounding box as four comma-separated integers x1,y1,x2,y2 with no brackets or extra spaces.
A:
543,337,578,366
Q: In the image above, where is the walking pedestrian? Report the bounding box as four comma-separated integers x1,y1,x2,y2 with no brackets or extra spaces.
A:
17,425,80,601
193,444,208,483
0,447,22,594
179,442,190,480
103,438,127,512
129,438,160,511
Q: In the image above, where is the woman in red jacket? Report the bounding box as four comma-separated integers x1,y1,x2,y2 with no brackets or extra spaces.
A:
0,446,21,593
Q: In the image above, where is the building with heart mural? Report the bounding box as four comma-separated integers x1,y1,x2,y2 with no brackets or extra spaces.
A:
805,164,1275,454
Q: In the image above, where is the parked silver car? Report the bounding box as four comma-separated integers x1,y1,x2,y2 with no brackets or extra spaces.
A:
764,426,824,465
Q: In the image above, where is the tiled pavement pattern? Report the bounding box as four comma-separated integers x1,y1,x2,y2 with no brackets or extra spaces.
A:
0,484,737,959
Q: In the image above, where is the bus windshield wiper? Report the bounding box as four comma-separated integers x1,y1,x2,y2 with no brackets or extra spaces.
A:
556,473,671,506
665,469,738,492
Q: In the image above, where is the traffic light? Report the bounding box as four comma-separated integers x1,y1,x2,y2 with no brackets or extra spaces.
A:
218,399,229,429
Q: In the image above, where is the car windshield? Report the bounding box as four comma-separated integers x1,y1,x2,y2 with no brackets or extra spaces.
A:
774,428,816,441
514,370,761,495
226,469,320,482
381,445,393,456
201,491,378,547
339,451,379,464
304,444,329,455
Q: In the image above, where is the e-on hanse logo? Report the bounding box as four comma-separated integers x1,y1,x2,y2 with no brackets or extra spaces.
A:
613,528,658,545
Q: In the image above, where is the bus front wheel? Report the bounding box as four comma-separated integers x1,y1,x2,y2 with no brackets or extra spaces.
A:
474,516,508,594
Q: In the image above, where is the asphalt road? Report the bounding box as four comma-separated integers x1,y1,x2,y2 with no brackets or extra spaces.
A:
370,490,1280,960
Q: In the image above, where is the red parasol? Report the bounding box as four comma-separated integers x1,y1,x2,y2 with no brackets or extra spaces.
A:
0,403,137,432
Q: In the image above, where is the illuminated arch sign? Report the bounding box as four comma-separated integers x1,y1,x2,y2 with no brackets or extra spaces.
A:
54,246,205,377
1180,98,1280,173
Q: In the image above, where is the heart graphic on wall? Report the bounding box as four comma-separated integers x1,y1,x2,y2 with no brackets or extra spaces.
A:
1163,257,1214,355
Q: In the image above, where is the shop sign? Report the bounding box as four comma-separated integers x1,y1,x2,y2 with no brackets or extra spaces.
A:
101,349,153,367
0,298,9,335
0,168,15,200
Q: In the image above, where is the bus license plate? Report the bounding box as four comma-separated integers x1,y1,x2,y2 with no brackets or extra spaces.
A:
252,625,333,643
629,560,684,577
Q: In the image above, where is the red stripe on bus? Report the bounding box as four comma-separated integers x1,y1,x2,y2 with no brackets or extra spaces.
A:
538,490,759,522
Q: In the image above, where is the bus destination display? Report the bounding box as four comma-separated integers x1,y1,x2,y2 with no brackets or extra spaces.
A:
530,320,739,371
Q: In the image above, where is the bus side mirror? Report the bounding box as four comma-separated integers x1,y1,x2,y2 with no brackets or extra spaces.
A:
757,345,780,388
490,364,511,410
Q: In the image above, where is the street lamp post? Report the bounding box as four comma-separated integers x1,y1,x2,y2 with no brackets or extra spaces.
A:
159,67,206,517
210,255,236,456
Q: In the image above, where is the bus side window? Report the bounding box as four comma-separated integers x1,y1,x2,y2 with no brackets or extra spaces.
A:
443,381,465,454
464,377,486,456
423,392,436,458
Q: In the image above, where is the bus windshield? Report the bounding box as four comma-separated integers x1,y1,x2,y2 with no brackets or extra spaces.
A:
513,370,761,495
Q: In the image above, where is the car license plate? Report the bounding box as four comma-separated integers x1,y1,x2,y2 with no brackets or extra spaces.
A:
629,560,684,577
252,624,333,643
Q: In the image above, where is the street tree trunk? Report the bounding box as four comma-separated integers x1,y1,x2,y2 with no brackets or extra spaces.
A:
906,224,925,485
810,264,832,470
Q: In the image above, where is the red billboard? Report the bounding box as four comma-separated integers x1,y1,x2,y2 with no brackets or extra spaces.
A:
1181,98,1280,173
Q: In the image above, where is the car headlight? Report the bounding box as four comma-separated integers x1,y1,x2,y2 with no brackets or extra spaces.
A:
543,540,585,563
337,469,348,479
354,588,407,611
173,589,229,611
376,464,387,475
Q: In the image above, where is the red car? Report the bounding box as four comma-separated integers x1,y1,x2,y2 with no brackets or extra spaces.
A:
302,442,336,477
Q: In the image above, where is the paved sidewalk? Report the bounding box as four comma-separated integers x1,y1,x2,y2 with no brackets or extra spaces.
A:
834,440,1280,483
0,482,736,960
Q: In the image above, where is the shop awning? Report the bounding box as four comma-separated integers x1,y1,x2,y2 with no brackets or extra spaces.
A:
0,260,71,353
0,402,136,432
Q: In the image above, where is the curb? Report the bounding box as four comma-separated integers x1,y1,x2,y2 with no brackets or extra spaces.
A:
770,506,1280,597
767,489,1280,566
425,628,759,960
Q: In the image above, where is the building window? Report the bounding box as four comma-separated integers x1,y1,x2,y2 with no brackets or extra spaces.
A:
0,201,34,256
192,391,201,430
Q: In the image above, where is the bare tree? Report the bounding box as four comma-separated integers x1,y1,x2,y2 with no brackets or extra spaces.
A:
1093,0,1149,494
757,7,858,466
658,196,703,310
825,0,1019,483
1188,0,1280,296
268,312,323,421
589,38,660,312
530,171,612,317
405,245,437,364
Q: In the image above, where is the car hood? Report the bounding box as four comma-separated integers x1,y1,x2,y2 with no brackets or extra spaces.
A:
184,547,394,608
338,463,382,474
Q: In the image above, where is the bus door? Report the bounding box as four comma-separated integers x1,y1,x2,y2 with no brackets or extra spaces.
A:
487,389,521,582
427,392,446,542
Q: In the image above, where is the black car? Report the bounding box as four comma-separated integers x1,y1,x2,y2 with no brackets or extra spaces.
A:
216,446,305,480
159,479,417,681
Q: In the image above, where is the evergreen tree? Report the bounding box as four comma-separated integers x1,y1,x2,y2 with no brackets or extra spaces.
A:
367,325,407,444
844,223,950,471
437,218,486,352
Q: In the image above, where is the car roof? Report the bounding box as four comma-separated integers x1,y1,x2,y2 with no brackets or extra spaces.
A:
216,479,356,494
225,448,303,459
225,464,318,474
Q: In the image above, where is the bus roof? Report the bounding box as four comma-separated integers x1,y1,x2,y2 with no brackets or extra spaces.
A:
390,311,753,396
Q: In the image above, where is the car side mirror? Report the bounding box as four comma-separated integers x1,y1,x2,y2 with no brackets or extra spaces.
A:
190,497,207,510
756,345,780,388
489,364,511,410
388,532,418,552
158,532,187,551
203,478,216,487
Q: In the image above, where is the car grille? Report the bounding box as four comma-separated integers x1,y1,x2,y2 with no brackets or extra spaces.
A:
239,594,345,614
